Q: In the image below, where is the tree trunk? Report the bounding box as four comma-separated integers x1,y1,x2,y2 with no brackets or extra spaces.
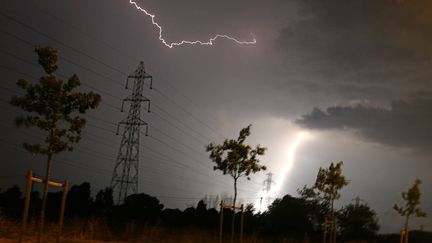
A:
404,214,410,243
231,177,237,243
38,151,53,243
330,197,334,218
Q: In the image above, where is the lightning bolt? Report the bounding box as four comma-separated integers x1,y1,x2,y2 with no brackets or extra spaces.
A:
254,131,310,211
128,0,257,48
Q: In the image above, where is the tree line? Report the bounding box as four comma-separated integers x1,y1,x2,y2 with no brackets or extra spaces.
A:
0,181,379,242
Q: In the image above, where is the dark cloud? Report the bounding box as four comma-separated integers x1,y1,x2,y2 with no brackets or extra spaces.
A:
275,0,432,99
296,92,432,152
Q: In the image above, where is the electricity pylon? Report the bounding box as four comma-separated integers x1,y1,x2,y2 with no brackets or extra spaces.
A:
263,172,275,206
110,61,152,204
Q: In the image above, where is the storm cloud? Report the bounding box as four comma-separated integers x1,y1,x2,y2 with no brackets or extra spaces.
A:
275,0,432,101
296,92,432,152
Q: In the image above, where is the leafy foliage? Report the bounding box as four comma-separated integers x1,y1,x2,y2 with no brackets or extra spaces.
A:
9,46,101,240
263,195,314,238
299,161,349,216
338,202,380,240
9,47,101,155
66,182,93,218
206,124,266,241
206,125,267,183
393,179,427,231
0,182,385,241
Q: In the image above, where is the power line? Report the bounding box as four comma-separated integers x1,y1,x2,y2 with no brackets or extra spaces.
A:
0,48,123,111
0,10,268,202
0,28,217,148
152,87,225,140
0,10,226,141
148,123,207,157
151,104,211,143
23,0,142,63
0,133,228,201
0,10,128,77
0,103,256,203
0,113,244,194
25,0,225,136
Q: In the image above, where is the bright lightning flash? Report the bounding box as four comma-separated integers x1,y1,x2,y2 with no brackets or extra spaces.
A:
255,131,310,212
128,0,257,48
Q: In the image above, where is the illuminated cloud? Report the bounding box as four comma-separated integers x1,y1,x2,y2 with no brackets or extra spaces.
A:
296,92,432,153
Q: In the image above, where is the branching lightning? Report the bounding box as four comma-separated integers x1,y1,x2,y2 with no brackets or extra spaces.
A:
128,0,257,48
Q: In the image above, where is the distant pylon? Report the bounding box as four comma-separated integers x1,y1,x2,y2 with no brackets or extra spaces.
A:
352,195,364,207
110,61,152,204
263,172,274,193
263,172,275,206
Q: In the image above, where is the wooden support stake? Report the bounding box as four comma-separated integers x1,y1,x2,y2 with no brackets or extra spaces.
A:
239,204,244,243
19,169,68,243
57,180,68,243
323,218,337,243
219,200,224,243
332,220,337,243
219,200,246,243
19,170,33,243
323,218,327,243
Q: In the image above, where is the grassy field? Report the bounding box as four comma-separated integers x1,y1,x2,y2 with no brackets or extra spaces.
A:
0,218,275,243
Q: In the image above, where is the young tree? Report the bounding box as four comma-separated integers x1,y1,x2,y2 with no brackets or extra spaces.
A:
9,47,101,242
299,161,349,217
206,124,266,242
394,179,427,240
298,162,349,243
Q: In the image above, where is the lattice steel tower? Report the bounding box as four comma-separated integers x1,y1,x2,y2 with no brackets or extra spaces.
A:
263,172,275,206
111,61,152,204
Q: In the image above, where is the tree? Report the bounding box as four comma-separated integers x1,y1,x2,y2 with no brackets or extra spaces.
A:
9,46,101,241
394,179,427,239
0,185,22,219
263,195,314,239
94,187,114,217
66,182,93,218
299,161,349,218
338,201,379,240
120,193,164,224
206,124,266,242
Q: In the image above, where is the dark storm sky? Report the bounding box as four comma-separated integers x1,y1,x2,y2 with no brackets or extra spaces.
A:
0,0,431,233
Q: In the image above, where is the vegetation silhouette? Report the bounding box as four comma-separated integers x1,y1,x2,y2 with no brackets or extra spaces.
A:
261,194,315,240
298,161,349,242
394,178,427,242
9,46,101,241
299,161,349,218
0,180,431,242
337,201,379,240
206,124,266,242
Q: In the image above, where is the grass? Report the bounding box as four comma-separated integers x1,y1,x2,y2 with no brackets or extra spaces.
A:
0,217,276,243
1,217,386,242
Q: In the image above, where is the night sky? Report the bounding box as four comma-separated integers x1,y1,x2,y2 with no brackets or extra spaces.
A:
1,0,431,233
